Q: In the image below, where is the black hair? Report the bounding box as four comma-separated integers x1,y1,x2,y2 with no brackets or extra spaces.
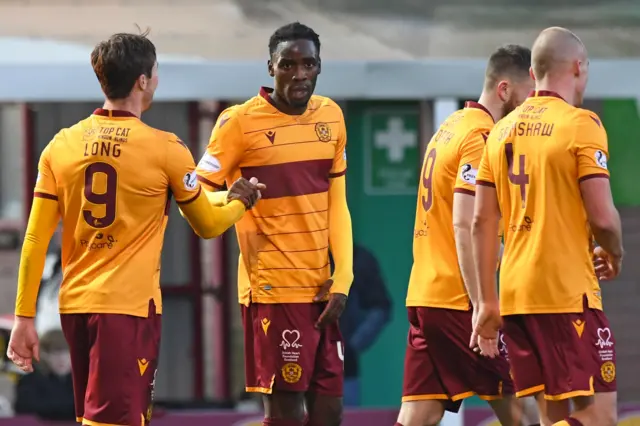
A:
268,22,321,57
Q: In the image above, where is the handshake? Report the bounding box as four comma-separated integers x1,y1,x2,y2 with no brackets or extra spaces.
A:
227,177,267,209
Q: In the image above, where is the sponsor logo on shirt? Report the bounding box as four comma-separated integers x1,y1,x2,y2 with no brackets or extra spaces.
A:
198,153,221,172
183,171,198,191
595,150,608,169
460,163,477,184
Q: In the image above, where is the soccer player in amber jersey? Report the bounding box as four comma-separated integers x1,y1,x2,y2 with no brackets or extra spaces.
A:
473,27,624,426
395,45,533,426
7,33,263,426
195,23,353,426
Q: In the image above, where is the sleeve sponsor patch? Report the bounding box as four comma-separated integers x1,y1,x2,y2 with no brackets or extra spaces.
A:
197,152,221,172
460,163,478,184
183,171,198,191
595,150,608,169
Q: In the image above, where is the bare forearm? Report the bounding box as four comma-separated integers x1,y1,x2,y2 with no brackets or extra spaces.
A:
472,218,500,305
454,226,479,307
591,209,624,259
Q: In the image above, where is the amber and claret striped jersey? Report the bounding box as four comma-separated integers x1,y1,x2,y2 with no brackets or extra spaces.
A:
406,101,494,310
477,91,610,315
34,109,203,317
196,88,347,305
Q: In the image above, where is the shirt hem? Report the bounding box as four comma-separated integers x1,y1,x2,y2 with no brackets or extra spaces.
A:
242,295,321,305
405,300,471,311
59,306,162,317
501,306,584,315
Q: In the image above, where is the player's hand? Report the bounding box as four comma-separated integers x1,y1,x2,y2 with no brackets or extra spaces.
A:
470,306,479,346
314,279,347,329
593,246,622,281
470,302,501,358
7,316,40,373
227,177,266,209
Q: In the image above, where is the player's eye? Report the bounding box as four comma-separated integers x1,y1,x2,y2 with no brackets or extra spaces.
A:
280,63,292,70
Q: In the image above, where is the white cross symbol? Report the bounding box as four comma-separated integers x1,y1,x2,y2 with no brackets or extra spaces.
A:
374,117,417,163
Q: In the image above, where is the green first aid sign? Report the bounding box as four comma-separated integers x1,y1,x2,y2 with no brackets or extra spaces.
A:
363,108,420,196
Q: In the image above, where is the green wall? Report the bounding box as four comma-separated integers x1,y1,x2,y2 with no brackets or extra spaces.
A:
602,99,640,206
345,101,420,407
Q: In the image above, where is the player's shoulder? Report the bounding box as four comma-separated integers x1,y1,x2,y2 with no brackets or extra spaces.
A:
46,116,93,150
568,108,607,142
310,94,341,109
214,103,250,129
460,110,493,140
132,122,190,153
310,94,345,119
574,108,605,129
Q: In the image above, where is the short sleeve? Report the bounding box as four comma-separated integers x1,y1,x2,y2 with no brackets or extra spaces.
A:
165,135,202,204
196,108,244,190
34,142,58,200
575,111,610,181
329,107,347,178
476,144,496,187
454,130,486,194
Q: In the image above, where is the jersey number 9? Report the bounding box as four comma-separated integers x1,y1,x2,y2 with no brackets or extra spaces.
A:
83,162,117,228
421,148,437,212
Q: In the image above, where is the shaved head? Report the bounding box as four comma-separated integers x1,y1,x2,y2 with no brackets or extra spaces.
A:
531,27,586,80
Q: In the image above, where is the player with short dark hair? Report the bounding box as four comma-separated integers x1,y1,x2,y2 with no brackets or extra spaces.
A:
196,22,353,426
7,31,263,426
473,27,623,426
395,44,533,426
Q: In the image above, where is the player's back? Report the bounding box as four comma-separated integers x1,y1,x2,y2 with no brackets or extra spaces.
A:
43,109,187,317
407,102,493,310
482,91,608,315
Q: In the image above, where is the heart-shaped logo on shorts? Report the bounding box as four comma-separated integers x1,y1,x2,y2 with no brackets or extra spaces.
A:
280,329,302,350
596,327,613,348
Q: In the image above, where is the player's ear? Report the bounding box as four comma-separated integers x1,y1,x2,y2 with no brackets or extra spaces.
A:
137,74,148,91
529,67,536,81
268,59,275,77
572,60,581,78
497,80,508,102
317,58,322,75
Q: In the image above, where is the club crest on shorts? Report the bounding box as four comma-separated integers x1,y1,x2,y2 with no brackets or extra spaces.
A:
281,362,303,383
315,122,332,142
601,361,616,383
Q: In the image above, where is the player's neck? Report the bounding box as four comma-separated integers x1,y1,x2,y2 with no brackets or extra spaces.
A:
269,92,307,116
535,80,575,105
476,93,502,122
102,99,142,118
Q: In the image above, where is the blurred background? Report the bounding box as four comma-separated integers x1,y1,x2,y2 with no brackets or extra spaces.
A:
0,0,639,425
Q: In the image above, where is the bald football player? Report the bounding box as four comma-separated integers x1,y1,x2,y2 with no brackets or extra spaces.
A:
473,27,623,426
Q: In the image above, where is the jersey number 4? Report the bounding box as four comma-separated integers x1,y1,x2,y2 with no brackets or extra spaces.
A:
505,143,529,208
83,162,117,228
